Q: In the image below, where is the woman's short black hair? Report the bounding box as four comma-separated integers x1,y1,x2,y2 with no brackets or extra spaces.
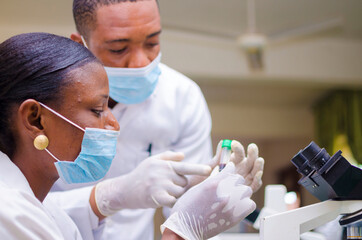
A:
0,32,101,157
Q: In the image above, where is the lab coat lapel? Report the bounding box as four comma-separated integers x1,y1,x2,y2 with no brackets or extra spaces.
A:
114,102,147,130
0,151,35,197
112,93,156,130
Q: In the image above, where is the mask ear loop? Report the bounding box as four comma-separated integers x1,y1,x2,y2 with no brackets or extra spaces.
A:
45,148,61,162
38,102,85,132
38,102,85,162
80,35,89,49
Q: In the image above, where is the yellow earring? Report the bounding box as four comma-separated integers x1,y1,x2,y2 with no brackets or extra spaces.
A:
33,135,49,150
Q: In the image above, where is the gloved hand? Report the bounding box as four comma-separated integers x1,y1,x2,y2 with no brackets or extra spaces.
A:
230,141,264,193
161,162,256,240
94,151,212,216
193,140,264,193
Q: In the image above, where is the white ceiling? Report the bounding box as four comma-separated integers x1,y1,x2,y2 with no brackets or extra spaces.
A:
156,0,362,111
159,0,362,40
1,0,361,40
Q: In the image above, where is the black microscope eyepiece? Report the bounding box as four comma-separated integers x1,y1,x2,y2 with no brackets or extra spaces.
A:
292,141,362,201
304,141,330,171
302,141,321,161
292,141,331,175
291,150,314,176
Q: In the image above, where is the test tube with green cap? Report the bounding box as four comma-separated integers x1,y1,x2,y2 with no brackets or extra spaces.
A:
219,139,232,171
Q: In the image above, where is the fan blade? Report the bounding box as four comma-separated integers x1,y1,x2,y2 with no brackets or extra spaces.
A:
268,17,344,45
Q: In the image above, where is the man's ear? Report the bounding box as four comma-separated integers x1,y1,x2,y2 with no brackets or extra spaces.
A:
18,99,45,138
70,32,83,45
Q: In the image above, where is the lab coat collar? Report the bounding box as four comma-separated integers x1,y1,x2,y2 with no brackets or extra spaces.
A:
0,151,35,197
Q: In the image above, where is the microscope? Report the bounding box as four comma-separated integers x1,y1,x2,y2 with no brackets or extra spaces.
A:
291,141,361,201
260,141,362,240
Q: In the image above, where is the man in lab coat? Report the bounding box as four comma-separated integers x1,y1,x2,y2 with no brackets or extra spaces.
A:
49,1,214,239
48,1,265,239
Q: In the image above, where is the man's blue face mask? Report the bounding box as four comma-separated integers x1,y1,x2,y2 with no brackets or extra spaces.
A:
104,53,162,105
81,35,161,105
39,103,120,184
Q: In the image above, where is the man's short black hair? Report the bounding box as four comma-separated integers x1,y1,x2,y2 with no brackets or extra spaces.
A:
73,0,159,39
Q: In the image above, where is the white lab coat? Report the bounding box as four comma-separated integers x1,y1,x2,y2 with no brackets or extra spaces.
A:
0,152,82,240
48,63,213,240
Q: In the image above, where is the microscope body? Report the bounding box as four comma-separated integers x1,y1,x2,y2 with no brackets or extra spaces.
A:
292,142,362,201
291,142,362,240
260,142,362,240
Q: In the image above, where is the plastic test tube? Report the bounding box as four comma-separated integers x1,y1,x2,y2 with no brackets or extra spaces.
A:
219,139,232,171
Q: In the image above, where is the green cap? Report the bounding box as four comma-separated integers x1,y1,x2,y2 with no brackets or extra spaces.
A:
222,139,232,149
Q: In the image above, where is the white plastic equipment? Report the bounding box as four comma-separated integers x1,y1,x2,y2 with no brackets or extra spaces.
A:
260,200,362,240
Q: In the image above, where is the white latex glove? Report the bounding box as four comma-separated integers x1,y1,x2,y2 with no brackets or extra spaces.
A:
161,162,256,240
95,151,212,216
208,140,264,193
230,141,264,193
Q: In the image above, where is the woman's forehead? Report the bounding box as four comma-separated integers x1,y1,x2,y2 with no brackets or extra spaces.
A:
63,63,108,102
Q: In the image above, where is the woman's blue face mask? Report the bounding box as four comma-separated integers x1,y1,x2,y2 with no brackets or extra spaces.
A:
39,103,120,184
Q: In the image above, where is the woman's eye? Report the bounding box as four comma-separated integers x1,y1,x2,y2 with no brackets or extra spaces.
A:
91,109,103,117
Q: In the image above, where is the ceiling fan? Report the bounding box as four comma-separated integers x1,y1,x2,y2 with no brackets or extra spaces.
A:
238,0,344,71
162,0,344,71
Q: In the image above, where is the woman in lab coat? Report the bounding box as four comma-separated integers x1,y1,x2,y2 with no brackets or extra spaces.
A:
0,32,257,240
0,32,120,239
